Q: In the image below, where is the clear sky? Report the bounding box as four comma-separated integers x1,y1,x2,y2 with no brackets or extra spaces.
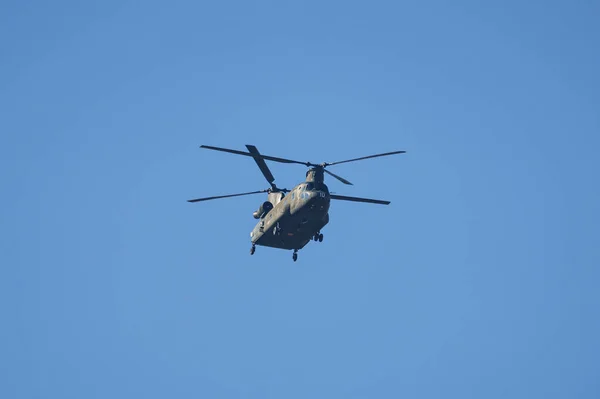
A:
2,1,599,398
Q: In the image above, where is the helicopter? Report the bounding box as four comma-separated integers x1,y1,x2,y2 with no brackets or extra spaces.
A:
188,144,406,261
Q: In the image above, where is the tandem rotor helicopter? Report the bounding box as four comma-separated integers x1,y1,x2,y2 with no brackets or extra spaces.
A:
188,144,406,261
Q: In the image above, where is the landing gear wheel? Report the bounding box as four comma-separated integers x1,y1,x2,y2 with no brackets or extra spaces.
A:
250,244,256,255
318,233,323,242
292,250,298,262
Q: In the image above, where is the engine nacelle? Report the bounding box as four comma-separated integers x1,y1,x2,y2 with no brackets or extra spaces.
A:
253,201,273,219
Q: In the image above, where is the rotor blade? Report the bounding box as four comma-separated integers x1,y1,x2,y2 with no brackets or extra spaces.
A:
200,145,310,166
326,150,406,166
324,169,353,185
245,145,276,186
330,194,390,205
187,190,267,203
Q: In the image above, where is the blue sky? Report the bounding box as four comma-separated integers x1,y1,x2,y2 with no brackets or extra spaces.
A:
1,1,599,398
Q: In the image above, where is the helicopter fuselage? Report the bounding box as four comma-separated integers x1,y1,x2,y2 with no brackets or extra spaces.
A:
250,181,330,250
189,144,403,261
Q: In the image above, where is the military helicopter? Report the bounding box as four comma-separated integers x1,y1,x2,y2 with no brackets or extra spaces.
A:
188,144,405,261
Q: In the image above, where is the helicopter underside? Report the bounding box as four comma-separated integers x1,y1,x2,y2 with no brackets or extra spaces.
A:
251,208,329,251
